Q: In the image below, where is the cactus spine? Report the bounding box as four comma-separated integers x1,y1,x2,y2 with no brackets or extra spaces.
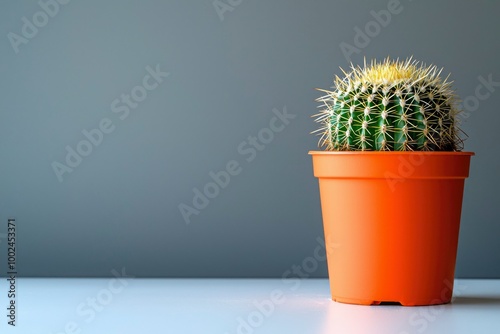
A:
315,58,464,151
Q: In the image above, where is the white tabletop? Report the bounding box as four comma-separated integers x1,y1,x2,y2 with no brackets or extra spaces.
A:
3,278,499,333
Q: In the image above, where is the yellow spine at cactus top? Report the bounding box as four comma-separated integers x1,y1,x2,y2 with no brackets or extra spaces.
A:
339,58,450,91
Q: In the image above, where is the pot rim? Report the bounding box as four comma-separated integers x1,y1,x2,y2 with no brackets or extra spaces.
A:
309,151,475,156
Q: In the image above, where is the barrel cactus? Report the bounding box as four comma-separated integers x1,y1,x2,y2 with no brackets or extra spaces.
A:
314,58,464,151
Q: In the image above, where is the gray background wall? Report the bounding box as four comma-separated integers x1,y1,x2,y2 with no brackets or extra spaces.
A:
0,0,498,278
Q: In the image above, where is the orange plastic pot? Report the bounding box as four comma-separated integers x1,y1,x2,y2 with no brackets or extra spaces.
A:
310,151,474,306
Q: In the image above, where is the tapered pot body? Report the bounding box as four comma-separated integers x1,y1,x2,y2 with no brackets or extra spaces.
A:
310,151,474,306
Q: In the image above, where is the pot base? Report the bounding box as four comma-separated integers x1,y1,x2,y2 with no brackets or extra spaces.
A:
332,296,451,307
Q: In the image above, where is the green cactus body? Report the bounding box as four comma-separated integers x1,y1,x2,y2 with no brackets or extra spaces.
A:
315,59,463,151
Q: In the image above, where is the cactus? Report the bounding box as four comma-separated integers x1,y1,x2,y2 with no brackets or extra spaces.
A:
314,58,464,151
